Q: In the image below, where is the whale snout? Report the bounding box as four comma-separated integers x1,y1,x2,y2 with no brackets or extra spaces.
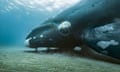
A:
24,38,31,47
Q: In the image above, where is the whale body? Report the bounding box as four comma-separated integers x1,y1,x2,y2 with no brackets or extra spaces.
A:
25,0,120,63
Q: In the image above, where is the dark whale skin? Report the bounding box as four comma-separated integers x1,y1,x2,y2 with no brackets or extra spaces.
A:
25,0,120,63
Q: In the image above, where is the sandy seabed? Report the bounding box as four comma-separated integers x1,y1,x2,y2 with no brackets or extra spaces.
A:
0,46,120,72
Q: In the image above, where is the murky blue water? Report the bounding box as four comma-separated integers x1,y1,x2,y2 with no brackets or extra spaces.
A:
0,0,79,46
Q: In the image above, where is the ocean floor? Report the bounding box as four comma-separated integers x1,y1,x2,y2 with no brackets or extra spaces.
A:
0,46,120,72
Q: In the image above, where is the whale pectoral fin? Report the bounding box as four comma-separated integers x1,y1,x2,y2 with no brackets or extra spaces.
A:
79,45,120,64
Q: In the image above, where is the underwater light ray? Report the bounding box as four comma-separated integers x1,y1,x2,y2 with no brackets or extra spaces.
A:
0,0,80,13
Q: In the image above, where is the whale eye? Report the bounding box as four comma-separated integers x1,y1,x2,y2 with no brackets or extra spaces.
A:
58,21,71,36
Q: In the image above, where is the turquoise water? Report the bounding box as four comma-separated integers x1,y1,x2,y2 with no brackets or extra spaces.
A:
0,0,79,45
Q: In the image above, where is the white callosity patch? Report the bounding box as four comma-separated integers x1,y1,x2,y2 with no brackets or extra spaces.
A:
40,34,44,38
94,22,119,39
24,38,32,46
74,46,82,51
97,40,119,49
95,24,114,34
89,21,120,40
58,21,71,36
83,23,115,40
58,21,71,29
33,36,36,39
94,19,120,36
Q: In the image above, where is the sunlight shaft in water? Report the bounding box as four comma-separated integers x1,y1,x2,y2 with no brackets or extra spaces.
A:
0,0,80,13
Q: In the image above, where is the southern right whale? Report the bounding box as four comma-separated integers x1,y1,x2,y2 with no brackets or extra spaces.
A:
25,0,120,64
